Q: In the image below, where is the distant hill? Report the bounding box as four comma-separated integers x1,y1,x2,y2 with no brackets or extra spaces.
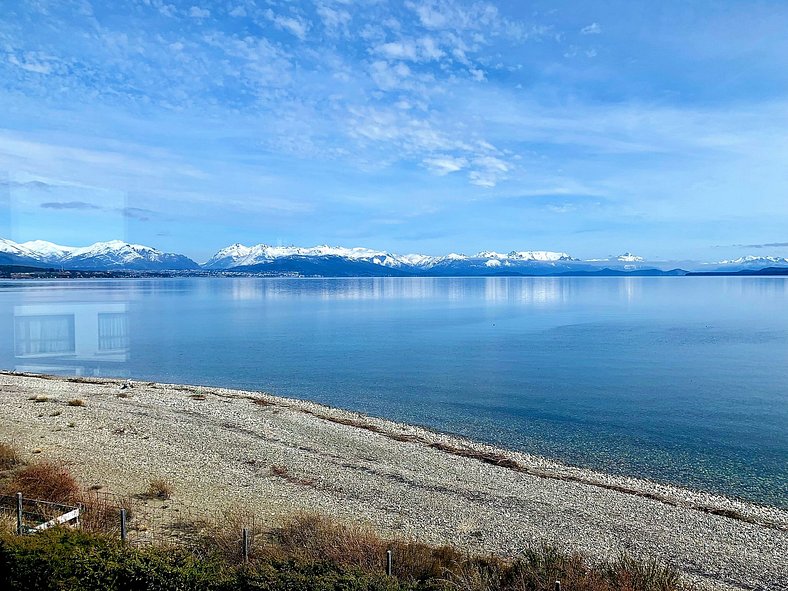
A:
4,236,788,277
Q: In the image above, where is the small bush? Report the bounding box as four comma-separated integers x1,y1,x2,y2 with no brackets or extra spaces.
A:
144,478,174,500
603,552,681,591
67,399,86,407
0,443,21,471
196,506,260,564
2,461,80,503
78,492,134,534
274,513,389,573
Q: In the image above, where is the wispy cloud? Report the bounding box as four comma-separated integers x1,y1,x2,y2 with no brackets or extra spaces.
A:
188,6,210,19
121,207,156,221
41,201,101,210
581,22,601,35
0,0,786,259
726,242,788,249
264,9,309,40
1,179,54,191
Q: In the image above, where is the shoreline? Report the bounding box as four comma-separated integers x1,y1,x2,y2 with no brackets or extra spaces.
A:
7,371,784,530
1,371,786,590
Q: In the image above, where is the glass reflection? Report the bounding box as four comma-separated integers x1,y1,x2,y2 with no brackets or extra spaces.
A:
12,302,129,376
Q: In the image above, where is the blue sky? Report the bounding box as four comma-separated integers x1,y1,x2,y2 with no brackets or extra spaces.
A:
1,0,787,263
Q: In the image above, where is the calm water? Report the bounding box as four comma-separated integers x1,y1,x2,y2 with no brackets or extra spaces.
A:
1,277,786,508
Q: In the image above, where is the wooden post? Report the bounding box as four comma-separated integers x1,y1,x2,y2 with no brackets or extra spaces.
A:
555,581,561,591
386,549,392,576
242,527,249,563
16,492,23,536
120,508,127,543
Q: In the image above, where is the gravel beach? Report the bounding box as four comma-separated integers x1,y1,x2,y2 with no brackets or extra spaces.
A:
0,371,785,590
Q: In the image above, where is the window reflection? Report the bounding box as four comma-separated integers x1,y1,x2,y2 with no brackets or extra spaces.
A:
14,315,76,356
12,303,129,376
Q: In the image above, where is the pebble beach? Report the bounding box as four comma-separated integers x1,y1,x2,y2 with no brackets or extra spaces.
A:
0,371,786,590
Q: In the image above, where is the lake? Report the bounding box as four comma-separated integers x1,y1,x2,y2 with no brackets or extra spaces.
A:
0,276,786,508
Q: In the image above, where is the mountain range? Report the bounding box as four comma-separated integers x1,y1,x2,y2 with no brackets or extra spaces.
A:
2,238,787,276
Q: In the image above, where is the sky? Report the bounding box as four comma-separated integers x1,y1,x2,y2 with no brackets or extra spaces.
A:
1,0,787,263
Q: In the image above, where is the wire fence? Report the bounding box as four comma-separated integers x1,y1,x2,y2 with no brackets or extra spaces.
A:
0,493,80,533
1,490,266,561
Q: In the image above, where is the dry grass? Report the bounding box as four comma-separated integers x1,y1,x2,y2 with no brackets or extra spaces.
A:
143,478,174,500
267,513,681,591
194,506,260,563
0,511,16,534
273,513,389,572
602,553,681,591
77,492,134,534
67,399,86,407
0,442,21,471
1,460,80,503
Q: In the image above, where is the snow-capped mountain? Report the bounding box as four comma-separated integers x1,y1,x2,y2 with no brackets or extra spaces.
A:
0,238,42,266
614,252,645,262
0,238,198,270
203,243,590,275
585,252,645,263
712,255,788,268
203,243,411,270
6,236,786,276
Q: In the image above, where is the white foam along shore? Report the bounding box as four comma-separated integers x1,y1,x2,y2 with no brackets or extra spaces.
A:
0,372,786,590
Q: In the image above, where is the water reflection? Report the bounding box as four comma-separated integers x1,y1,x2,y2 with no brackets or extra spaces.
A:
222,277,576,305
12,302,129,376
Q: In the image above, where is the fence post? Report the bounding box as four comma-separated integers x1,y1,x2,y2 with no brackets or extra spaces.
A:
386,549,392,576
242,527,249,563
120,508,127,543
16,492,23,535
555,581,561,591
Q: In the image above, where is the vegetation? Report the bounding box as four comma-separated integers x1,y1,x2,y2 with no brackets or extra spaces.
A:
67,399,86,407
0,524,683,591
0,443,21,471
2,461,80,503
0,448,682,591
143,478,174,500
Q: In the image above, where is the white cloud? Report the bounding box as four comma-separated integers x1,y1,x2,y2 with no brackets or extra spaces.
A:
424,156,467,175
369,60,413,91
581,22,601,35
373,37,447,62
405,0,501,32
188,6,210,18
469,67,485,82
469,156,509,187
8,53,55,74
418,37,444,60
228,6,246,18
316,4,351,33
375,41,418,61
264,9,309,40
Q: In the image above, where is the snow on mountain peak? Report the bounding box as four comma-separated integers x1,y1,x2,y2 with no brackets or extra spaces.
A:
507,251,574,262
476,251,508,260
715,255,788,266
1,237,197,270
616,252,644,262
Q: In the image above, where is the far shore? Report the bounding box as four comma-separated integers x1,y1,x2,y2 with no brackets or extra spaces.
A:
0,371,786,590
